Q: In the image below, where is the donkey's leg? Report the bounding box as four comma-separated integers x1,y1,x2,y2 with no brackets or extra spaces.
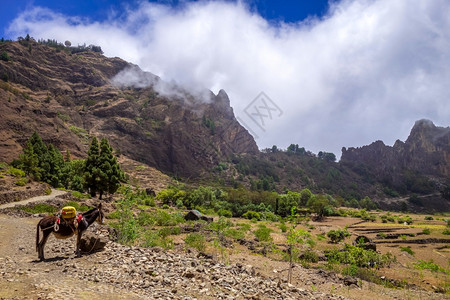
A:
75,231,83,257
38,230,51,261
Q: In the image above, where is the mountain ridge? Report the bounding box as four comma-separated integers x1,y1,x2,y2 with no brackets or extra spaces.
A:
0,39,449,212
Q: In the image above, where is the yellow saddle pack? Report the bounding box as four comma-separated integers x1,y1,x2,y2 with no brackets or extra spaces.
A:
61,206,77,219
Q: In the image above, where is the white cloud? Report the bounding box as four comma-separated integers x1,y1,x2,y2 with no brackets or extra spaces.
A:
7,0,450,158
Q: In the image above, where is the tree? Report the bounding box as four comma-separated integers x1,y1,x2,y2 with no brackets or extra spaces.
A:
97,138,124,199
64,40,71,47
18,140,39,176
277,191,300,217
271,145,278,153
84,137,100,197
307,195,330,219
41,144,65,187
299,188,312,206
360,196,377,210
84,137,124,199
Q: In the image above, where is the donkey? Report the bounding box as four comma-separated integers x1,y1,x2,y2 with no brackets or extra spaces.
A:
36,203,104,261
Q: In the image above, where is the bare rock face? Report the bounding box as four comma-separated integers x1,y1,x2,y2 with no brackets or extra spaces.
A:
341,120,450,179
341,119,450,210
0,40,258,178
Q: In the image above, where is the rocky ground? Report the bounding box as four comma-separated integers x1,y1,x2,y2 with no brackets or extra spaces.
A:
0,213,349,300
0,192,447,300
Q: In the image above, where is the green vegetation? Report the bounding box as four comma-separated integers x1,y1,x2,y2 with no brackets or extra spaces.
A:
11,132,124,200
326,244,395,268
0,51,10,61
422,228,431,235
19,203,55,214
327,229,351,243
399,246,415,255
253,224,273,242
413,260,450,275
185,233,206,252
84,137,125,199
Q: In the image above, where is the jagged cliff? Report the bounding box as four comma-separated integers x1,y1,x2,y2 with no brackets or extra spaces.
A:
341,119,450,194
0,40,258,177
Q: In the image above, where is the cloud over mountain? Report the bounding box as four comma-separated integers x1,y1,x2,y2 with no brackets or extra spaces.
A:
7,0,450,157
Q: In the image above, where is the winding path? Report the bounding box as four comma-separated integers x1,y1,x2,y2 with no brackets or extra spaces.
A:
0,189,67,209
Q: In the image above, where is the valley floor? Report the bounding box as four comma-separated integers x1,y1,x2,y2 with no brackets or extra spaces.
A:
0,211,447,300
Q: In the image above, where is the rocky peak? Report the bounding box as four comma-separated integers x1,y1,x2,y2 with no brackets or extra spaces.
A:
341,119,450,190
212,89,234,120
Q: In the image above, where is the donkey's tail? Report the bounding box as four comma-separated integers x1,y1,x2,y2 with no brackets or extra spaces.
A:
36,221,40,252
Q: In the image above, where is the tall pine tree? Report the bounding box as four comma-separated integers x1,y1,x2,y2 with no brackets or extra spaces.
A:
97,138,124,200
84,137,100,197
84,137,124,199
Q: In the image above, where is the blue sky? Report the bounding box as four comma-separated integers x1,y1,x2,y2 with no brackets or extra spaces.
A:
1,0,331,39
2,0,450,157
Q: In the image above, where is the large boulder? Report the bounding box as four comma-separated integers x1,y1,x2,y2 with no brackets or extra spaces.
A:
80,232,108,253
185,210,213,223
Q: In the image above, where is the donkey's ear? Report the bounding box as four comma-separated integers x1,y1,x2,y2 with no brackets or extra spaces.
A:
97,203,102,209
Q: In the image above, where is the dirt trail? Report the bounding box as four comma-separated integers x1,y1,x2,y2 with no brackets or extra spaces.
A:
0,189,67,209
0,214,144,299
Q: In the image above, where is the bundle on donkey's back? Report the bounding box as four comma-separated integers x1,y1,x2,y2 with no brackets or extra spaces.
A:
36,203,104,261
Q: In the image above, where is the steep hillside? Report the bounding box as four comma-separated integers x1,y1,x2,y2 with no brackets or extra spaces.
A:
0,39,257,178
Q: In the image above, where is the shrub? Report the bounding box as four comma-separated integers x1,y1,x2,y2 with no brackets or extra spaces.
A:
154,210,184,226
137,211,155,226
175,199,184,209
72,191,90,199
397,216,413,225
253,224,273,242
15,178,27,186
327,229,351,243
261,211,279,222
185,233,206,252
302,250,319,263
242,210,261,221
143,231,173,249
326,244,395,268
413,259,449,274
442,229,450,235
217,208,233,218
342,264,359,276
8,167,25,177
422,228,431,235
377,233,387,239
224,228,245,240
399,246,415,255
0,51,10,61
158,226,181,237
424,216,433,220
162,204,170,209
279,222,288,233
316,233,326,241
19,203,55,214
144,198,155,206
